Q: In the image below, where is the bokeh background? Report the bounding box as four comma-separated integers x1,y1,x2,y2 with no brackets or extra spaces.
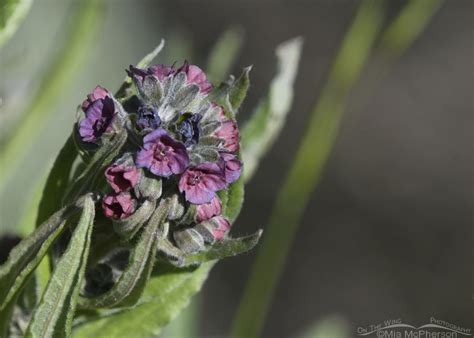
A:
0,0,472,337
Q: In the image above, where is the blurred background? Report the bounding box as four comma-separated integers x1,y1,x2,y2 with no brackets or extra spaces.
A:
0,0,472,337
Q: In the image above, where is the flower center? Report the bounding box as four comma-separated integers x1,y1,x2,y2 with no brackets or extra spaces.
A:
93,117,107,135
188,173,202,185
153,143,172,161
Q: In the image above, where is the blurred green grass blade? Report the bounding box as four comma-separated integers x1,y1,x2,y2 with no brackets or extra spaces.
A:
0,0,103,194
379,0,444,57
206,27,244,82
0,0,33,48
299,315,350,338
229,2,385,338
241,37,303,182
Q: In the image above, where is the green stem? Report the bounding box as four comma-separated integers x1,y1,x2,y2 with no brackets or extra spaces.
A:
0,0,103,193
229,2,385,337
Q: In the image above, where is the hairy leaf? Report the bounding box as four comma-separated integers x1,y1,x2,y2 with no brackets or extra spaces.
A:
78,200,168,309
26,195,95,338
224,174,245,223
241,37,303,182
178,231,263,267
229,66,252,112
0,204,78,310
73,263,213,338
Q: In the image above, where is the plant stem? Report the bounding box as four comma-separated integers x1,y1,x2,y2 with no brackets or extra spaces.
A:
229,2,385,337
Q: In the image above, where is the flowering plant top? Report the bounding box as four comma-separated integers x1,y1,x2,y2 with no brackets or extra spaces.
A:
75,60,248,262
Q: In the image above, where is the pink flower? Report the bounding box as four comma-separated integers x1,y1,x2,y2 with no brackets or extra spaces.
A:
105,164,140,193
81,85,109,112
196,196,222,222
179,162,227,204
177,62,212,94
102,192,136,220
215,120,239,153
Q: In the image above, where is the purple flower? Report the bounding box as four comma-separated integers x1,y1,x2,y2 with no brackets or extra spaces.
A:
196,196,222,222
79,96,116,142
179,162,227,204
81,85,109,112
105,164,140,193
209,216,231,240
102,192,136,220
177,62,212,94
127,64,176,83
136,129,189,177
215,120,240,153
219,153,242,184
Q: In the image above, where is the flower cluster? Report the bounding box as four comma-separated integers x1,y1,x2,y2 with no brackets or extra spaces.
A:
77,62,242,254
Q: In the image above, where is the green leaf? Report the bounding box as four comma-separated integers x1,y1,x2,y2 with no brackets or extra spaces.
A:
224,174,244,223
35,135,77,227
0,292,18,338
0,0,33,48
78,200,168,309
136,39,165,69
241,37,303,182
178,231,263,267
26,195,95,338
0,203,77,311
229,66,252,112
73,263,213,338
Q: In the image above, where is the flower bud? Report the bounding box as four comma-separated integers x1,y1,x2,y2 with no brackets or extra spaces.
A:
167,193,185,220
173,228,205,254
195,196,221,222
219,153,242,185
105,163,140,193
135,171,162,200
195,216,231,243
215,120,239,153
102,192,136,220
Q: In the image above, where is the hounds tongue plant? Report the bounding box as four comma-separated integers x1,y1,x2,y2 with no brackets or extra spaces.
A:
0,37,302,337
